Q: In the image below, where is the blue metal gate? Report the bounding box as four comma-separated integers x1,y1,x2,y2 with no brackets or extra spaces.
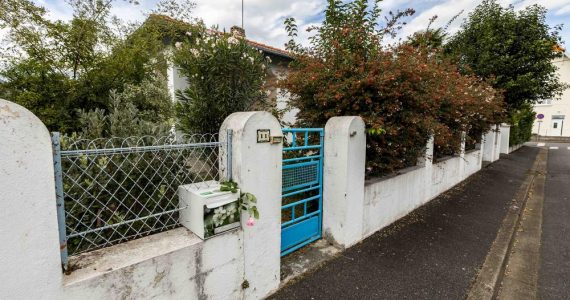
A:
281,128,324,256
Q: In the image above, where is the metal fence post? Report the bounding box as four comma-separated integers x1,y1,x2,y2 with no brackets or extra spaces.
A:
226,129,233,181
51,132,68,270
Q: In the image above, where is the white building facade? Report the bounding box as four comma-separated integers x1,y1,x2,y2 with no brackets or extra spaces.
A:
532,55,570,137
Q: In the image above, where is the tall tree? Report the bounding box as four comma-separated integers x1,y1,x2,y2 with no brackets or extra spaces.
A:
0,0,192,133
446,0,567,111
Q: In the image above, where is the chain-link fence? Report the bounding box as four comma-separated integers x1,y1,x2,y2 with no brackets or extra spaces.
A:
52,132,228,267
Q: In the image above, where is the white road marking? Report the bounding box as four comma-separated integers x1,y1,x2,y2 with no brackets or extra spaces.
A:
537,143,545,147
549,146,559,150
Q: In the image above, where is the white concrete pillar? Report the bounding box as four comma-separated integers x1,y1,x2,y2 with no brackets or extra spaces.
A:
459,131,467,179
417,135,434,168
322,116,366,248
500,123,511,154
423,136,436,200
482,125,497,162
478,134,484,168
219,112,282,299
493,124,501,161
0,99,63,299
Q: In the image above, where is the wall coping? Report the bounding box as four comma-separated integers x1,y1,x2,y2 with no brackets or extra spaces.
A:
434,154,460,164
64,228,206,286
365,165,424,186
465,149,480,155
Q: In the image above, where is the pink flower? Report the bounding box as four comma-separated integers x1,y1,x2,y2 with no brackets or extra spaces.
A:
246,217,255,227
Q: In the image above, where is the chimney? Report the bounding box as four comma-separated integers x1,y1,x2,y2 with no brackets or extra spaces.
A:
231,26,246,38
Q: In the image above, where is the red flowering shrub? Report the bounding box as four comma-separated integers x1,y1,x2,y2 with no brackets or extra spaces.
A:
282,0,504,176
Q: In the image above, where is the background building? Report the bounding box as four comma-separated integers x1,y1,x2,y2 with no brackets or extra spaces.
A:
532,55,570,137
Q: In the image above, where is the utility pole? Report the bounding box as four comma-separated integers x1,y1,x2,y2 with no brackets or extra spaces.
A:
241,0,244,29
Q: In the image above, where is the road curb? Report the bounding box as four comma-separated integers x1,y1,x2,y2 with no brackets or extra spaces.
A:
496,149,547,299
466,148,546,300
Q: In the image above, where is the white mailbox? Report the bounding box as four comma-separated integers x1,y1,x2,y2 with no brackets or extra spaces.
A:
178,181,241,239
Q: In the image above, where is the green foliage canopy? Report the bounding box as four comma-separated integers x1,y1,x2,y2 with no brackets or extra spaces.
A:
446,0,567,112
173,26,270,133
509,105,536,146
281,0,504,176
0,0,185,134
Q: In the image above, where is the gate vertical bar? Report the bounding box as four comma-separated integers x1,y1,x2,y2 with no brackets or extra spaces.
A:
318,129,324,238
51,132,68,270
226,129,233,181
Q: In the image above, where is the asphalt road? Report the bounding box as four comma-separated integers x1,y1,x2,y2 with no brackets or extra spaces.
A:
538,142,570,299
270,147,539,300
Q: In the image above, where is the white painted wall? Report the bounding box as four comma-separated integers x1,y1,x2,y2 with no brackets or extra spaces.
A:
532,56,570,137
0,98,512,299
167,63,189,101
0,101,282,300
63,228,244,300
464,149,483,178
324,128,489,246
323,117,366,248
322,121,474,244
363,147,483,239
270,64,298,126
509,144,523,153
363,164,429,237
431,156,461,198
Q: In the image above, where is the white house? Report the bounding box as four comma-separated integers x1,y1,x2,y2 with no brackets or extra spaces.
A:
532,54,570,137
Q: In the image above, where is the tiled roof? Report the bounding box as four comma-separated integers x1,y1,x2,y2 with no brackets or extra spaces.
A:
246,40,291,59
147,14,292,59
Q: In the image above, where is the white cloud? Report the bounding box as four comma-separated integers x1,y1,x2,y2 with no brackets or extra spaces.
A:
378,0,415,12
13,0,570,51
398,0,479,40
36,0,324,48
40,0,73,21
395,0,570,42
192,0,324,48
555,4,570,15
109,1,149,23
513,0,570,11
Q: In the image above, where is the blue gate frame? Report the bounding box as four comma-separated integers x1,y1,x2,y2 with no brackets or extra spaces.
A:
281,128,324,256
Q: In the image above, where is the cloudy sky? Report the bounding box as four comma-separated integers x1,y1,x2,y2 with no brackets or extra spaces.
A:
35,0,570,52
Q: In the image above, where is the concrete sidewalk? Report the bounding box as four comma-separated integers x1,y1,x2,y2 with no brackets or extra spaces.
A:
270,146,539,300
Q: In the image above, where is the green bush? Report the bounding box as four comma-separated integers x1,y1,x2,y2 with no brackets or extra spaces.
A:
173,25,271,133
281,0,504,176
77,75,174,139
509,105,536,146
